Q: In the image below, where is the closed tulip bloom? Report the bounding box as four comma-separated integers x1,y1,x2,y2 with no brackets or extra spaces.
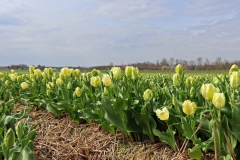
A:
230,71,239,89
102,74,112,87
90,76,101,87
34,69,42,77
46,82,54,89
67,81,72,89
229,64,239,75
74,69,81,77
21,82,29,89
56,78,64,86
212,93,225,109
143,89,153,102
11,69,15,73
0,72,4,78
16,121,23,139
213,77,219,84
91,69,100,76
182,100,197,116
61,67,72,78
185,76,195,88
131,67,139,80
111,67,122,80
29,66,35,73
173,73,181,87
125,66,133,78
5,80,9,86
4,128,15,149
172,96,178,107
75,87,82,97
156,107,169,121
201,83,218,101
103,87,109,96
175,64,183,75
9,74,17,81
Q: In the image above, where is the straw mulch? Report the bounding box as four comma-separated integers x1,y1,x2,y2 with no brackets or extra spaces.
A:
14,105,214,160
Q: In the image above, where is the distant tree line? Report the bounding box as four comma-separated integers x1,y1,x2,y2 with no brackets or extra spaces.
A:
1,57,240,71
91,57,240,71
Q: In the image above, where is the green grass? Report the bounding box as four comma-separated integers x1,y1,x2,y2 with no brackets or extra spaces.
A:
0,69,29,74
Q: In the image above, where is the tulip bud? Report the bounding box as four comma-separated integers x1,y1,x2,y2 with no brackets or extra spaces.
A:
175,64,183,75
34,69,42,77
32,78,36,86
67,81,72,89
0,72,4,78
185,76,195,88
56,78,64,86
9,74,17,81
230,71,239,89
30,73,34,79
75,87,82,97
229,64,239,75
182,100,197,116
46,89,51,96
172,96,178,107
61,67,71,78
11,69,15,73
103,87,109,96
4,128,15,149
190,87,195,98
218,74,224,82
90,76,101,88
156,107,169,121
74,69,80,77
173,73,181,87
59,73,65,80
143,89,153,102
21,82,29,89
131,67,139,80
125,66,133,78
16,121,23,139
212,93,225,109
48,68,53,76
213,77,219,84
91,69,99,76
102,74,112,87
46,82,54,89
5,80,9,86
201,83,218,101
111,67,122,80
29,66,35,73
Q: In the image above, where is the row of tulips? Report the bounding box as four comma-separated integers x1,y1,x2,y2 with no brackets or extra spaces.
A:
0,64,240,159
0,99,38,160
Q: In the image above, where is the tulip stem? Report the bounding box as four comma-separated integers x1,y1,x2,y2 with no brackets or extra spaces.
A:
213,121,218,160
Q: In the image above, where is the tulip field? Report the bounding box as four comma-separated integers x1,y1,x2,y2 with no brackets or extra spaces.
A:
0,64,240,159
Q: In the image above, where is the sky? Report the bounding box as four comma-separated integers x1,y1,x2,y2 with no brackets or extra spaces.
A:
0,0,240,67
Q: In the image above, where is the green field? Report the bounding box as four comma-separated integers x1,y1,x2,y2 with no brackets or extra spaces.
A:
0,68,229,75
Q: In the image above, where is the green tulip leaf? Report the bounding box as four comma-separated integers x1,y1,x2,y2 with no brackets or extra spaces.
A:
188,146,202,160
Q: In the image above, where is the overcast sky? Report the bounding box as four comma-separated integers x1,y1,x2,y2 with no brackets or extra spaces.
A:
0,0,239,67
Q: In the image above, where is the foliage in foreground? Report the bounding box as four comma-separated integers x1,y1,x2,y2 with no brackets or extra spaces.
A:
0,64,240,159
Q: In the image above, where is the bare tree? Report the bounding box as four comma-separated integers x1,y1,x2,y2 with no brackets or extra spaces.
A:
197,57,203,66
169,57,175,66
161,58,168,66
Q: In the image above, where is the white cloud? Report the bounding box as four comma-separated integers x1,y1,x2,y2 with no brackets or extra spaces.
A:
0,0,239,67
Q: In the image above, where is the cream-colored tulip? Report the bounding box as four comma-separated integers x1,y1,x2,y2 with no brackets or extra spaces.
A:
20,82,29,89
156,107,169,121
212,93,225,109
182,100,197,116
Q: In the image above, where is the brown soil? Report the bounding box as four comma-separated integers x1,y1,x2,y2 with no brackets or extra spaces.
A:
14,104,214,160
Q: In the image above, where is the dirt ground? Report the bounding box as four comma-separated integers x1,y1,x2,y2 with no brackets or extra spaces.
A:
14,105,214,160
